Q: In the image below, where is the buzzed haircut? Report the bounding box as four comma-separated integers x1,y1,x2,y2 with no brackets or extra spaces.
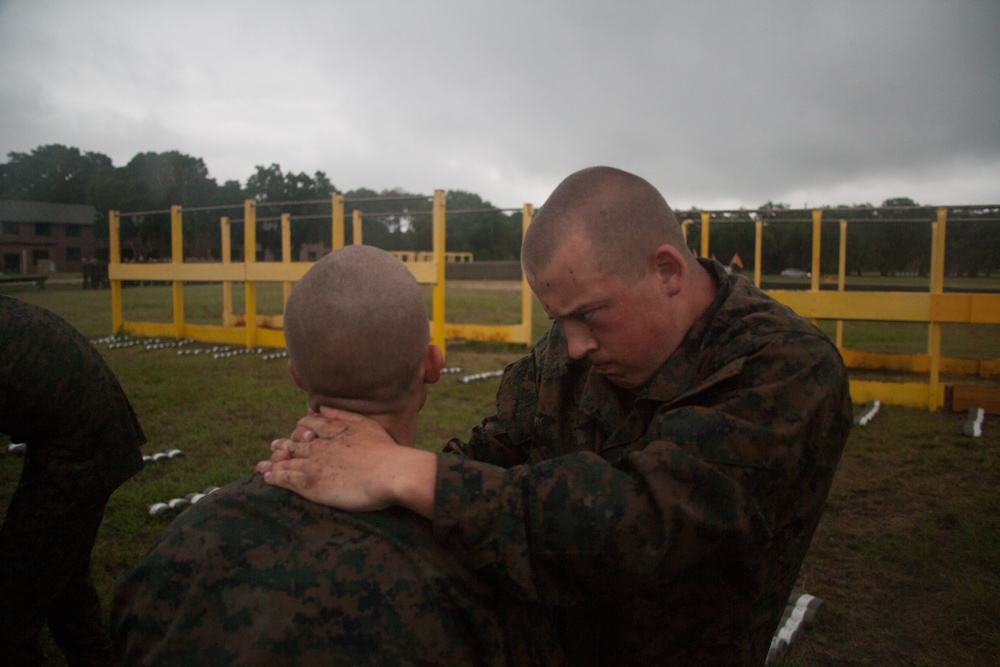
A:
522,166,688,281
284,245,429,414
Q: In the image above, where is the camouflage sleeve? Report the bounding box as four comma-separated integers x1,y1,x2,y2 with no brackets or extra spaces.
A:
443,352,543,467
433,328,850,608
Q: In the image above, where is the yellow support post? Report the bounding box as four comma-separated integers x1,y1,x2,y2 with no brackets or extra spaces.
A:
930,207,947,294
352,209,363,245
170,205,185,340
699,212,710,259
281,213,292,304
754,219,763,288
432,190,446,356
927,207,948,410
521,204,535,343
244,199,258,349
109,210,123,333
332,195,345,250
221,216,233,325
681,219,692,247
810,209,822,292
836,219,848,348
927,322,943,410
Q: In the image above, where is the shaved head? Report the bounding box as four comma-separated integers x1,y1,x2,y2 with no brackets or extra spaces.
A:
284,245,429,414
522,166,689,281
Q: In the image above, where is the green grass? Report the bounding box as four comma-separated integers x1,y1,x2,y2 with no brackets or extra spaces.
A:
814,320,1000,358
2,278,999,665
774,408,1000,666
2,282,522,665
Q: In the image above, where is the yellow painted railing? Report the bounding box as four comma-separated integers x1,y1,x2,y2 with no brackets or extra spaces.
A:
109,200,998,411
692,207,1000,411
108,194,535,357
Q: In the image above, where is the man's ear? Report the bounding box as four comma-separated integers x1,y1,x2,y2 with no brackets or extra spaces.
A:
288,361,307,392
423,344,445,385
651,244,687,296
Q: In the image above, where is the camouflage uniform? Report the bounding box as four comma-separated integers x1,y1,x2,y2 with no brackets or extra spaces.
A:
436,260,852,666
0,294,146,667
111,473,564,666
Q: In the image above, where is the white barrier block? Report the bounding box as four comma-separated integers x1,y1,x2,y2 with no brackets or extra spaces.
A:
458,370,505,384
962,407,985,438
146,486,221,516
854,400,881,426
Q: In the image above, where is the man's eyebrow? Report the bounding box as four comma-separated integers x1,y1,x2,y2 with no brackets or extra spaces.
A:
548,300,603,321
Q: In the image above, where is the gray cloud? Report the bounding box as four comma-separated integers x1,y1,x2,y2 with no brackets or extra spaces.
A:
1,0,997,209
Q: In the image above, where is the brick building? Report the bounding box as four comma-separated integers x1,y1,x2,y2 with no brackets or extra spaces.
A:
0,199,101,274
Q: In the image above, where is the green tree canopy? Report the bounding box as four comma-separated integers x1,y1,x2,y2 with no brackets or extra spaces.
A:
3,144,998,271
0,144,113,204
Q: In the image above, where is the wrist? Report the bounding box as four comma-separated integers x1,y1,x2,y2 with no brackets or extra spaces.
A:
386,448,438,519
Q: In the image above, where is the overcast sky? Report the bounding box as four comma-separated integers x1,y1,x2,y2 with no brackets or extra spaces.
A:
1,0,997,211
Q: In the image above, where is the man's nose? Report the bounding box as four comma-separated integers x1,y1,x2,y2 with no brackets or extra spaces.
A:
564,322,598,360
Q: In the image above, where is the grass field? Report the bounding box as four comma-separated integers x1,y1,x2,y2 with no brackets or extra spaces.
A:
2,277,998,666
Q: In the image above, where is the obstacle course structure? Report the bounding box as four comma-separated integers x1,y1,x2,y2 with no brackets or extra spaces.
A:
108,192,535,358
681,208,1000,412
107,197,1000,413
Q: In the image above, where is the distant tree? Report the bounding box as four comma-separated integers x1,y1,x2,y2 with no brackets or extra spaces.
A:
0,144,113,204
836,204,879,276
691,210,756,272
875,197,931,276
245,164,339,257
752,202,814,273
213,179,245,204
445,190,521,261
95,152,221,257
121,151,218,209
340,187,425,252
945,205,1000,277
246,164,288,203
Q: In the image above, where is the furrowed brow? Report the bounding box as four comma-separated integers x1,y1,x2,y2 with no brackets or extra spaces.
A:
549,300,602,321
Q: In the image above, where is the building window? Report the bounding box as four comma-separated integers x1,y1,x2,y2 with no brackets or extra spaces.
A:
35,223,52,236
2,221,17,235
65,224,82,237
66,247,82,261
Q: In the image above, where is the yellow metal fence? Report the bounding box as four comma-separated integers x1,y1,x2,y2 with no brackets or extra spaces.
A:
685,208,1000,411
109,199,1000,412
108,193,535,358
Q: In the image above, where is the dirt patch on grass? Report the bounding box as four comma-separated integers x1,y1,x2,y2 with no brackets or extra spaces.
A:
778,407,1000,666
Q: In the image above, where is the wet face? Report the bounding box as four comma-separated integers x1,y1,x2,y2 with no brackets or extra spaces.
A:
527,233,682,390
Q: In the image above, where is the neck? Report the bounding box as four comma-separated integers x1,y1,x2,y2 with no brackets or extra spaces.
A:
307,397,421,448
687,257,719,316
372,411,419,448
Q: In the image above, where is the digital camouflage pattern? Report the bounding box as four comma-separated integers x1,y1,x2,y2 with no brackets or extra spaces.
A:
111,473,565,666
0,294,146,666
436,260,852,666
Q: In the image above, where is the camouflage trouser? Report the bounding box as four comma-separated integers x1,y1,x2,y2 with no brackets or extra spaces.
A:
0,494,114,667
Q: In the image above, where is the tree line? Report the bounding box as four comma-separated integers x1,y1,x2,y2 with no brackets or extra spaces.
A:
0,144,523,262
2,144,997,275
697,200,1000,278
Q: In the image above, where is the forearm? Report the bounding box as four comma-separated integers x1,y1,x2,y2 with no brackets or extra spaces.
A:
433,449,760,608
